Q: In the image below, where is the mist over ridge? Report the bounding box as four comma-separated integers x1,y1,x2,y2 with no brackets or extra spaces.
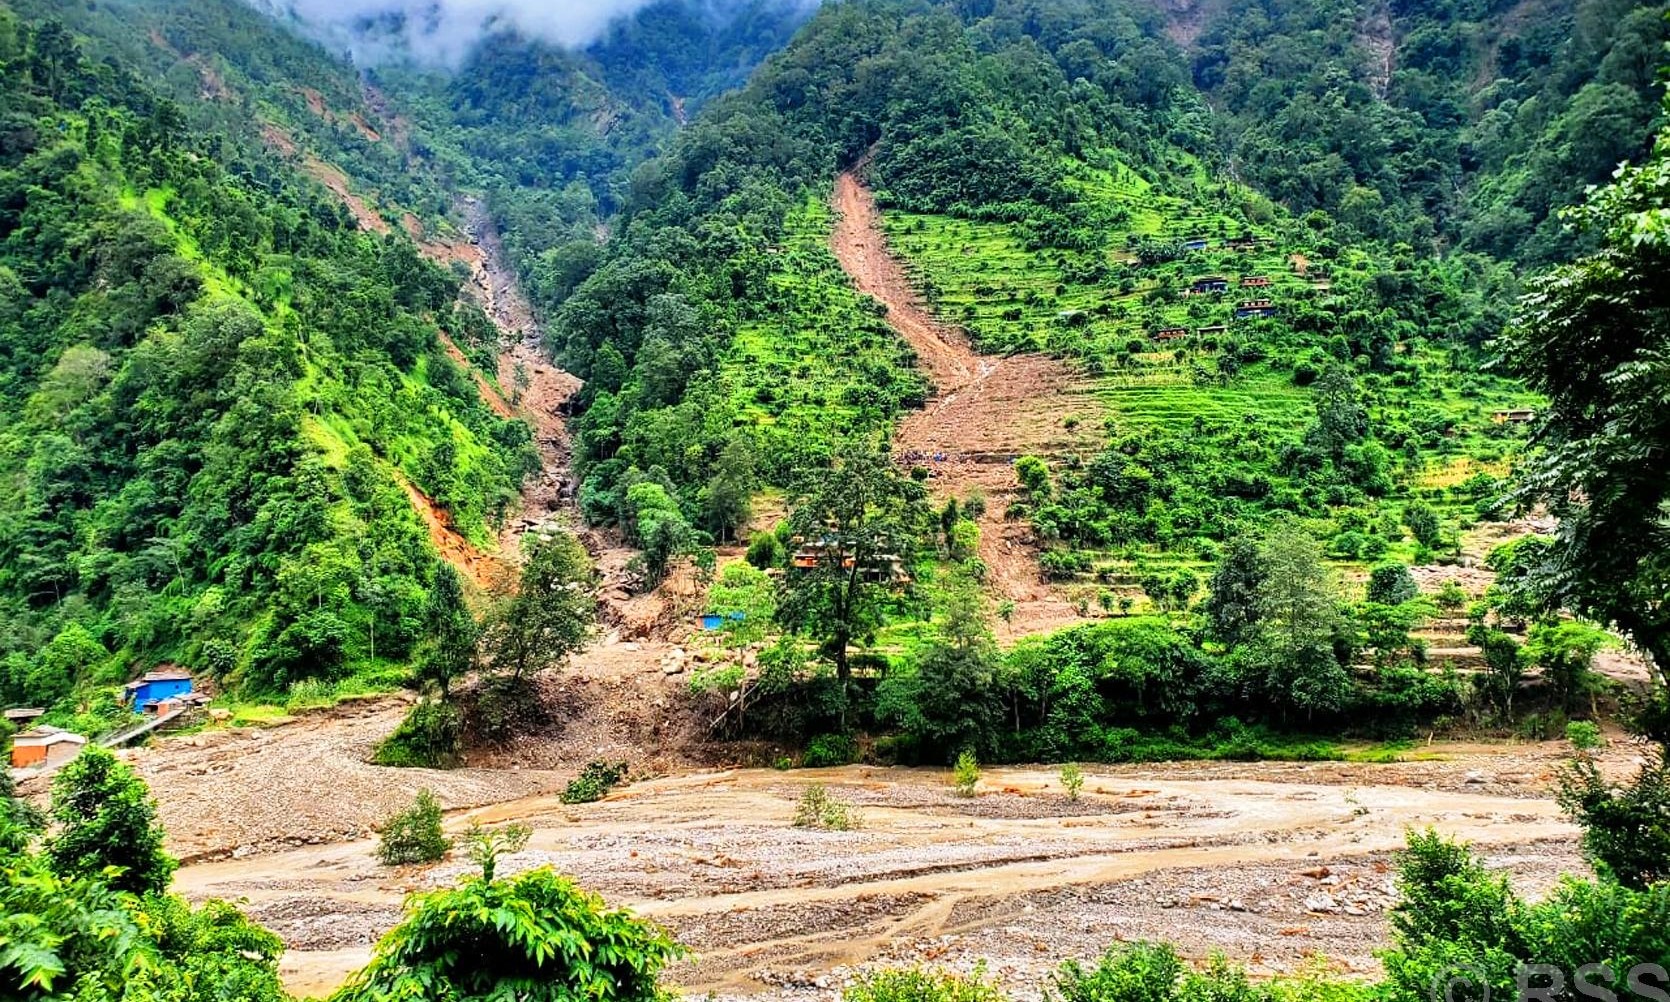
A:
246,0,819,67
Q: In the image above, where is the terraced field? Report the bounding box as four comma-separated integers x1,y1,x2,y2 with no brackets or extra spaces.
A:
871,148,1543,594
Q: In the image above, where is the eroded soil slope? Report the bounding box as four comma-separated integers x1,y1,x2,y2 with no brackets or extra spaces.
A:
830,173,1097,634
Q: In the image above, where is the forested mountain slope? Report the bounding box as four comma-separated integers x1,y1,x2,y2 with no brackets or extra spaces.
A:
0,9,534,724
0,0,813,727
1187,0,1669,261
4,0,1667,730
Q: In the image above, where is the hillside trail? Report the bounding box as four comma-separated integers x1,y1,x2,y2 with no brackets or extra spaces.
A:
830,172,1088,634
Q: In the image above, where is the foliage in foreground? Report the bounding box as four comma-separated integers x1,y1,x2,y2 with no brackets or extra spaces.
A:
1501,90,1670,692
45,746,176,897
2,743,285,1001
332,859,683,1002
1379,830,1670,1002
0,851,290,1002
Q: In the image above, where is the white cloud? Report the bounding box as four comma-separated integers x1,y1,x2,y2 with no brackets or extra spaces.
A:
251,0,665,66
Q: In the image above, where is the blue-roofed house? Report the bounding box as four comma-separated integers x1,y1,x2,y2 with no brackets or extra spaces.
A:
123,669,194,712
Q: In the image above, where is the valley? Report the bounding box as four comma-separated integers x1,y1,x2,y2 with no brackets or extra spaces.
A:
4,1,1670,1001
145,703,1600,999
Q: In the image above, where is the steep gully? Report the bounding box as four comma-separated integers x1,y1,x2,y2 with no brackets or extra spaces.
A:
431,200,702,635
829,172,1092,634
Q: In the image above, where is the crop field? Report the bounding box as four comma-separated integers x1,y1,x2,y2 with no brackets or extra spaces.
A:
875,150,1541,587
723,195,928,478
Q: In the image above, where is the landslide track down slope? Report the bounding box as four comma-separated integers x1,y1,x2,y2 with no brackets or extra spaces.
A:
830,172,1093,633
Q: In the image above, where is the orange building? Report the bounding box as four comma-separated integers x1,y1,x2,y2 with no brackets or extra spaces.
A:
9,725,87,770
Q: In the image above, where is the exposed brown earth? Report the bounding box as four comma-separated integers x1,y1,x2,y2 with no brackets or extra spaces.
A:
830,173,1090,635
158,733,1626,1001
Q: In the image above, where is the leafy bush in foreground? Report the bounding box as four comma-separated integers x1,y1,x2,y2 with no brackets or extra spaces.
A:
845,967,1004,1002
334,866,682,1002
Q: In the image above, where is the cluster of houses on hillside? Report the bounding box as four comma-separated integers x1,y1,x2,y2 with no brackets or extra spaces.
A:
6,669,204,774
1183,275,1272,296
1149,273,1281,341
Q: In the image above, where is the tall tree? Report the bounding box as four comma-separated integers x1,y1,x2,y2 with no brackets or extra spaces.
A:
1306,362,1369,457
1501,105,1670,691
1257,517,1341,657
418,563,478,698
777,440,928,693
45,746,176,896
1251,517,1352,719
1203,538,1265,647
479,531,596,682
878,571,1001,760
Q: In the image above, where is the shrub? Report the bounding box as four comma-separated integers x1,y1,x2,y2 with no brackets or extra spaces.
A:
746,532,786,570
561,761,629,804
844,967,1003,1002
1367,563,1418,605
1060,762,1085,801
337,863,680,1002
1435,580,1467,611
1053,942,1183,1002
45,745,176,896
802,733,859,768
952,751,980,797
376,790,450,866
285,677,336,713
1565,720,1604,751
373,696,463,768
792,784,862,830
462,822,533,881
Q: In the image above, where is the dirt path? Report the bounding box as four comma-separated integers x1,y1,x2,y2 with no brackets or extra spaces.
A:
830,173,1091,634
168,746,1602,999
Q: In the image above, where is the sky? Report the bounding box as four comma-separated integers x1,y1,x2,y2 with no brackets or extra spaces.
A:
249,0,673,66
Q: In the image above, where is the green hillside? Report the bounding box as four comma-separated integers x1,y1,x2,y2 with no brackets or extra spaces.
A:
2,0,1666,725
0,9,532,726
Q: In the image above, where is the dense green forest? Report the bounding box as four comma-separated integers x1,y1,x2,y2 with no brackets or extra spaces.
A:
0,0,805,728
0,8,535,726
1194,0,1669,262
555,0,1662,536
2,0,1666,735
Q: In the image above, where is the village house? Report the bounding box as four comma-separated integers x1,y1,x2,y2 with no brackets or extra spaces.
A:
123,669,195,713
1240,275,1272,288
3,707,44,727
1234,298,1277,318
1187,276,1229,295
1153,326,1190,341
10,725,87,771
1491,409,1536,425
